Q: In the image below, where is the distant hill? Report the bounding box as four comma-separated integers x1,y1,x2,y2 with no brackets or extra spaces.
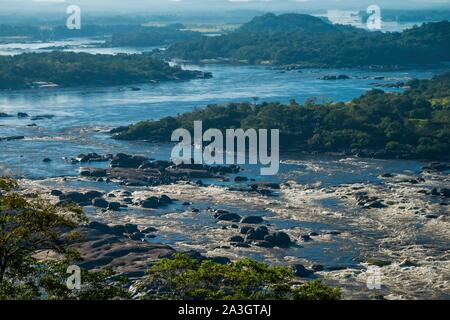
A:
108,24,201,47
166,14,450,68
236,13,337,33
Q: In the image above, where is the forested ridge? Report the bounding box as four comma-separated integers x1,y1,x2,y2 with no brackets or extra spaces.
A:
166,13,450,67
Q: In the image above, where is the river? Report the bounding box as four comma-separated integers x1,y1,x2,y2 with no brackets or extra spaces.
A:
0,41,449,299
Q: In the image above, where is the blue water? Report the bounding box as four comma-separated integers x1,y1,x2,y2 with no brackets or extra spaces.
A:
0,62,443,179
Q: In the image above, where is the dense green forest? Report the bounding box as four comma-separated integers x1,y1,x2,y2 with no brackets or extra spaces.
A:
166,13,450,67
0,52,210,90
0,24,143,41
115,72,450,160
108,24,201,47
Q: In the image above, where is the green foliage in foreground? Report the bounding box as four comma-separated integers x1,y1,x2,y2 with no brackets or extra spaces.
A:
139,253,341,300
0,261,130,300
0,51,206,90
116,72,450,160
0,177,129,300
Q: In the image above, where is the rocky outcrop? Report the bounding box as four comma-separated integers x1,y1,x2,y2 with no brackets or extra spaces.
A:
66,223,174,278
319,74,350,80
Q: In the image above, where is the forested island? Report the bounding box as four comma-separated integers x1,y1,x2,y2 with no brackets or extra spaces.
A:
108,24,202,47
0,52,211,90
0,24,143,41
114,72,450,160
166,13,450,67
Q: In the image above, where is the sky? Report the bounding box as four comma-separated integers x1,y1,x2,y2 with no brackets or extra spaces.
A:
0,0,449,15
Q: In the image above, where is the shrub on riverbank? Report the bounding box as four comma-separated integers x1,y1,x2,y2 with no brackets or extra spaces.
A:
138,253,341,300
0,177,129,300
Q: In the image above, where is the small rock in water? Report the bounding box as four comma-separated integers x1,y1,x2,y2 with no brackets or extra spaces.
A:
272,231,292,247
240,216,264,224
43,158,52,163
141,197,159,209
92,198,109,208
216,213,241,222
311,264,324,272
17,112,29,118
107,202,121,211
254,241,275,248
50,190,63,197
246,226,269,241
158,195,173,206
229,235,245,243
240,226,254,235
293,264,314,277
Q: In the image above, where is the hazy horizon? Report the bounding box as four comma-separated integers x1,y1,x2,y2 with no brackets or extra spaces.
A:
1,0,450,16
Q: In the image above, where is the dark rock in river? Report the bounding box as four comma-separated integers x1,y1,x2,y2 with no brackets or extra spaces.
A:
79,167,107,178
107,202,121,211
240,226,254,235
92,198,109,208
0,112,12,118
363,200,387,209
0,135,25,141
254,241,275,248
240,216,264,224
67,225,174,277
141,197,159,209
30,114,55,121
311,264,324,272
85,190,103,199
50,190,63,197
293,264,314,278
76,153,113,163
440,188,450,198
59,192,90,205
216,213,241,222
319,74,350,80
111,153,149,169
422,162,450,173
272,231,292,247
234,176,249,182
158,195,173,206
17,112,29,118
246,226,269,241
230,235,245,243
